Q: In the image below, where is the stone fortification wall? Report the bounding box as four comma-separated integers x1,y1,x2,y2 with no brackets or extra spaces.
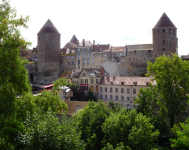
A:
37,33,60,77
60,54,75,72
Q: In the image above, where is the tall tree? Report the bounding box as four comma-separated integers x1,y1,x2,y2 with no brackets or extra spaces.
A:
0,0,31,118
146,54,189,128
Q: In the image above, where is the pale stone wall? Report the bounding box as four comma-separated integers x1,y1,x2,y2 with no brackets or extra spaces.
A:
98,84,148,109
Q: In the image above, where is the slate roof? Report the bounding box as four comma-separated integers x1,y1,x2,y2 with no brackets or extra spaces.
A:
93,44,110,52
79,40,93,46
127,44,153,51
153,13,176,29
70,35,78,45
72,71,81,78
99,76,155,85
78,67,107,78
38,19,60,35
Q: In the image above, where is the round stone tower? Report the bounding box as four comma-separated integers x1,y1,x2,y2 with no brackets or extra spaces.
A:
37,19,60,77
152,13,178,57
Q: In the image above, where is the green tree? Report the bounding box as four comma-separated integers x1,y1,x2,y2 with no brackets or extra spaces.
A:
77,101,110,150
0,0,30,119
67,83,79,100
102,109,159,150
83,88,97,101
146,54,189,128
16,110,85,150
170,117,189,149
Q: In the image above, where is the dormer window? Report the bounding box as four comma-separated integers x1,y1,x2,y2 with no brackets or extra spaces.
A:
121,82,124,85
133,82,137,85
110,82,113,85
146,82,149,86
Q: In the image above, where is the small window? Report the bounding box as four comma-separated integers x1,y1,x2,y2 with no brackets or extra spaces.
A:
116,88,118,93
105,87,107,92
83,48,85,51
127,88,130,94
87,59,89,64
91,79,93,84
77,105,80,111
169,29,170,32
100,87,102,92
78,48,80,51
105,95,107,99
133,88,136,94
122,59,124,62
104,54,107,58
117,53,119,57
83,59,85,64
163,29,165,32
110,82,113,85
127,97,130,102
82,73,86,76
67,56,69,59
120,53,122,56
115,95,118,101
133,97,136,102
121,96,124,101
163,48,165,51
87,48,89,51
78,60,80,64
78,66,80,69
71,56,73,59
78,53,80,59
100,55,101,57
96,86,98,91
110,87,112,93
127,104,130,109
144,57,145,60
121,88,124,93
72,62,73,64
100,94,102,99
96,79,98,83
68,62,70,64
87,53,89,58
93,55,94,57
158,30,159,33
163,40,165,43
91,86,94,91
133,57,134,60
110,95,113,100
92,60,94,63
83,53,85,58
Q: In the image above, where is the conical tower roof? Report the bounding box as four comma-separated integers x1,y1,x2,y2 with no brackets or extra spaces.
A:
38,19,60,35
70,35,78,44
153,13,176,29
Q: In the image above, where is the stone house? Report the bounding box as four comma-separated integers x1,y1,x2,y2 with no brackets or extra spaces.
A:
98,76,153,108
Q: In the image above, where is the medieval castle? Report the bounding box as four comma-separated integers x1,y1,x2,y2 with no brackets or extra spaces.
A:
26,13,178,84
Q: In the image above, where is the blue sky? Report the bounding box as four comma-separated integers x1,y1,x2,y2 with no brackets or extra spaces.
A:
10,0,189,56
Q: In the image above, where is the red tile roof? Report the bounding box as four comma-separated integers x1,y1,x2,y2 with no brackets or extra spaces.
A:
111,46,126,52
99,76,154,85
93,44,110,52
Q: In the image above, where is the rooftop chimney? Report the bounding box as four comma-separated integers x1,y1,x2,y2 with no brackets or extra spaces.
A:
101,67,104,75
82,39,85,46
93,40,95,45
